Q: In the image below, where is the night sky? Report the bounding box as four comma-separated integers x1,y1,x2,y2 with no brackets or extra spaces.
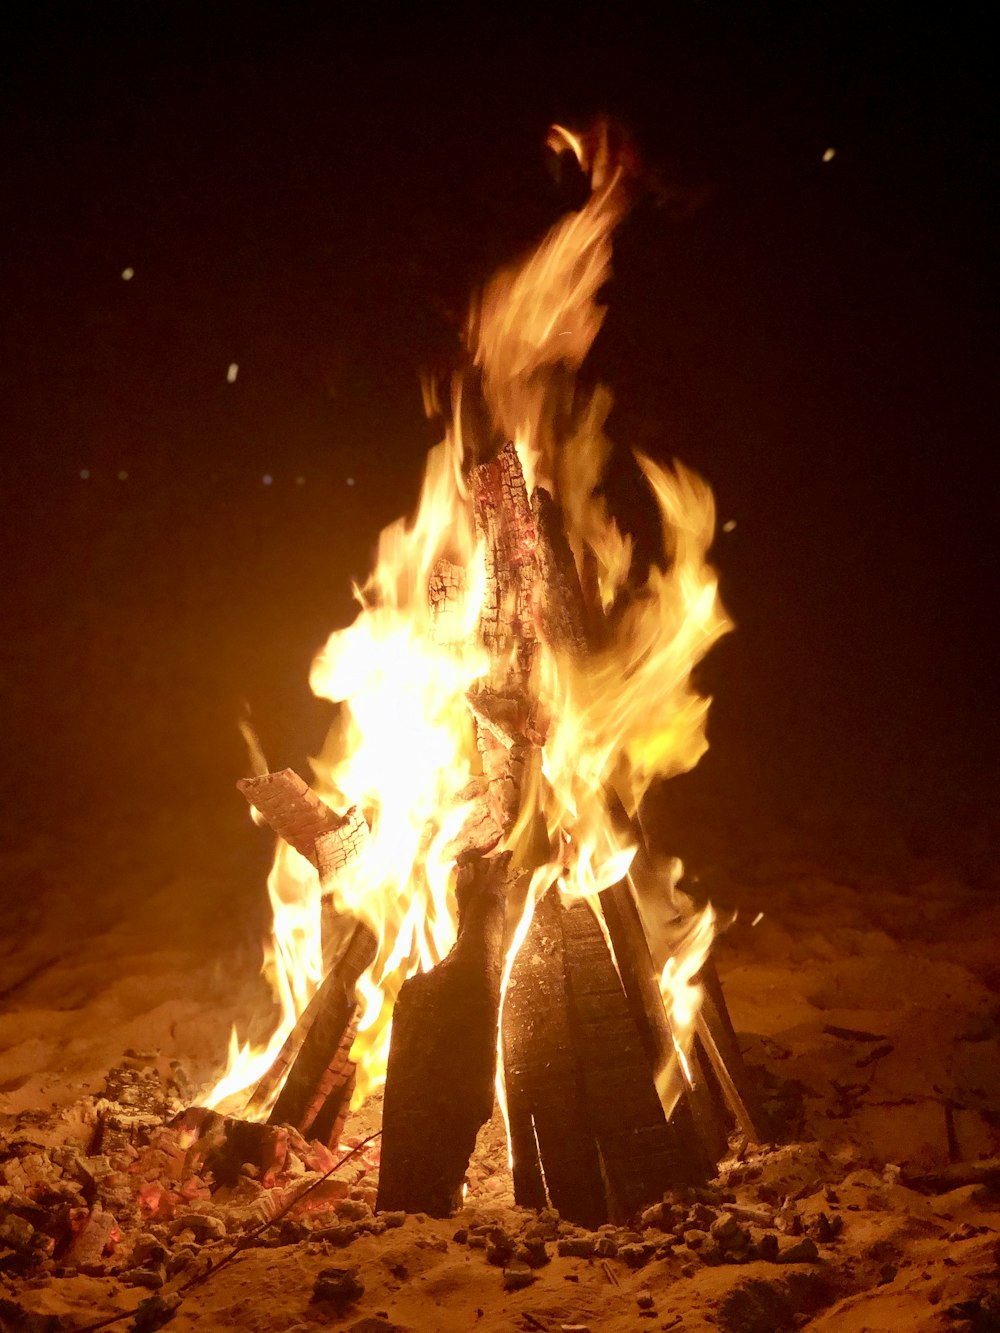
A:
1,5,995,854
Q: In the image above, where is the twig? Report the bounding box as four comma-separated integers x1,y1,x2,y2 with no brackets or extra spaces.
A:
600,1258,620,1286
68,1130,383,1332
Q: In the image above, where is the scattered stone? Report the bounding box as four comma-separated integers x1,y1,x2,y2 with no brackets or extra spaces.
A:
380,1212,406,1230
594,1235,618,1259
755,1233,780,1262
130,1292,182,1332
452,1227,468,1244
335,1199,372,1222
486,1230,514,1266
517,1238,550,1268
122,1266,165,1289
778,1237,819,1264
711,1212,741,1245
313,1266,365,1308
619,1242,658,1268
502,1261,536,1291
683,1229,708,1250
0,1216,35,1252
808,1212,838,1243
169,1212,225,1242
640,1202,667,1230
558,1235,596,1259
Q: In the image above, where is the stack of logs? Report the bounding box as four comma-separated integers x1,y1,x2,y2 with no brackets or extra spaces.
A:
230,435,764,1225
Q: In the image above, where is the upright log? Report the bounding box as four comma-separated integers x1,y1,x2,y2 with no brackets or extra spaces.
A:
560,897,694,1214
502,888,608,1227
376,853,510,1216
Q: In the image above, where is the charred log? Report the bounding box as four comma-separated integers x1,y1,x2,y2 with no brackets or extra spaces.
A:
264,921,377,1140
560,897,693,1215
237,769,348,865
375,853,510,1216
502,888,607,1227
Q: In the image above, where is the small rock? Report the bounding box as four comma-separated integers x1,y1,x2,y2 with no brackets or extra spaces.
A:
335,1199,372,1222
682,1229,708,1250
502,1261,536,1291
690,1203,716,1229
557,1235,596,1259
755,1233,780,1262
776,1203,802,1235
380,1212,406,1230
809,1212,836,1243
517,1238,550,1268
710,1212,740,1245
452,1227,468,1244
313,1266,365,1307
130,1292,182,1332
594,1235,617,1259
123,1267,165,1290
0,1216,35,1252
486,1230,513,1266
636,1290,654,1310
169,1212,225,1242
619,1242,657,1268
640,1202,667,1230
778,1237,819,1264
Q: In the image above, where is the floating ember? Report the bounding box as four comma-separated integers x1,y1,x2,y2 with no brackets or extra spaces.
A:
203,120,762,1224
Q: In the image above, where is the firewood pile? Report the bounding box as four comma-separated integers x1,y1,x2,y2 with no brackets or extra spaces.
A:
220,414,765,1228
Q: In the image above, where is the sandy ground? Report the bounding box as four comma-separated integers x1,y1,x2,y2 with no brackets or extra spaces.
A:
2,789,999,1332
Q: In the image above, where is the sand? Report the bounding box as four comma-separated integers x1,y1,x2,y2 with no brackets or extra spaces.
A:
2,791,999,1332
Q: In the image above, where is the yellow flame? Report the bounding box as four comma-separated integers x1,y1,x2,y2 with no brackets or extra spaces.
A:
206,121,730,1130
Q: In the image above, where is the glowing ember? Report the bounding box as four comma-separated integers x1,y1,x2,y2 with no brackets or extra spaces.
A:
205,121,730,1132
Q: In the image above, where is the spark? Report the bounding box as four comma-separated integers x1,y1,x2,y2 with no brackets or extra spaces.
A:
722,519,737,533
751,911,764,926
345,476,355,487
262,474,273,486
121,267,134,281
822,147,836,162
227,363,239,383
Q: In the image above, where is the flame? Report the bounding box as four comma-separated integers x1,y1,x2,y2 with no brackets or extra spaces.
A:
206,121,730,1134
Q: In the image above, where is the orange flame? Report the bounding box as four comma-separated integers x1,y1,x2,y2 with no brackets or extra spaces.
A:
205,121,729,1129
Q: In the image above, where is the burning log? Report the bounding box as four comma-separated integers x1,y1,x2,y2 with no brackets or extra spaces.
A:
598,880,719,1175
264,921,376,1138
503,888,608,1227
694,958,767,1144
503,888,702,1225
376,852,510,1216
236,769,351,865
236,770,376,1147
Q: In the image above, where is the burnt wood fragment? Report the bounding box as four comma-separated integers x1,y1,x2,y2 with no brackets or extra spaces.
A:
237,769,348,864
560,897,690,1216
599,879,715,1178
376,853,510,1216
265,921,377,1139
502,887,607,1227
694,958,766,1144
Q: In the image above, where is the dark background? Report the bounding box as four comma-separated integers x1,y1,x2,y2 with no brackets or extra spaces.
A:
1,4,996,870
